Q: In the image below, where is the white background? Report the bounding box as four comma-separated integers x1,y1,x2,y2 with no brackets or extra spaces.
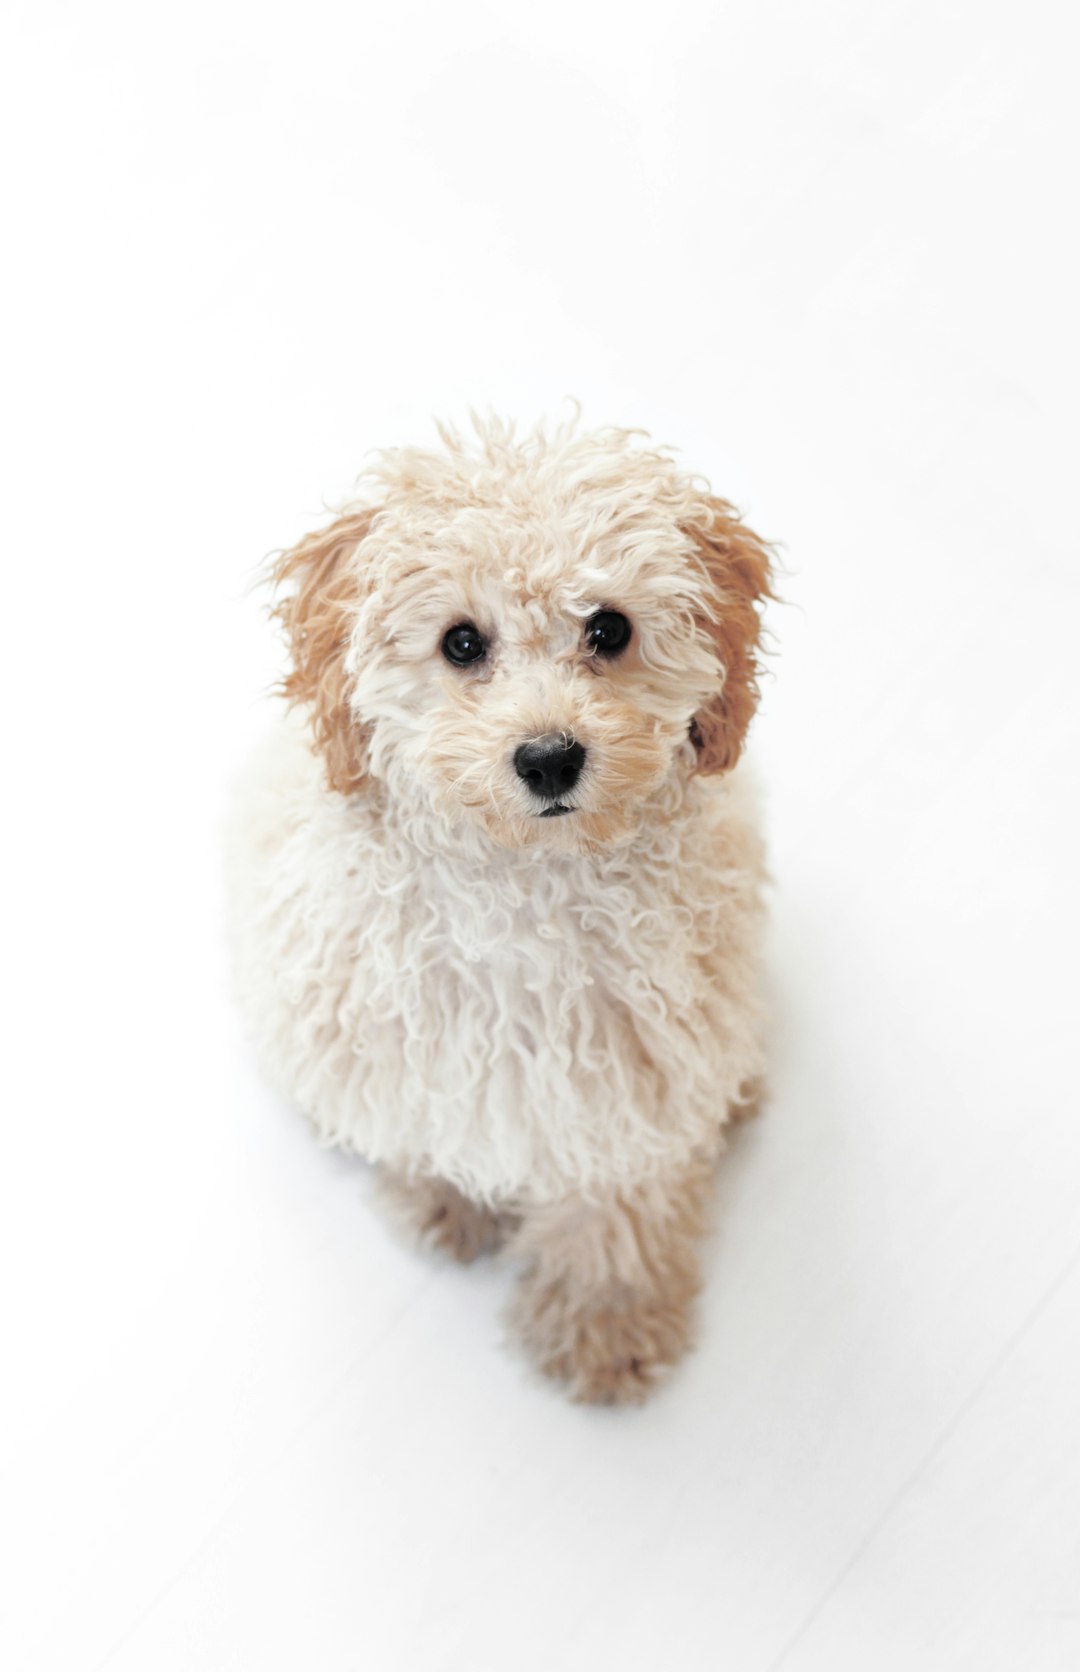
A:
3,2,1079,1668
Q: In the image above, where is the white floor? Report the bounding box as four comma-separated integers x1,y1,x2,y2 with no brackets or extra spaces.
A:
3,3,1079,1668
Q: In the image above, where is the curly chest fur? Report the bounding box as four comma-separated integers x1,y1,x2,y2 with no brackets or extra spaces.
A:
229,725,765,1204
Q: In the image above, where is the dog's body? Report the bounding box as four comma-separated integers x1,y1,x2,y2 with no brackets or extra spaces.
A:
231,714,765,1206
228,416,774,1402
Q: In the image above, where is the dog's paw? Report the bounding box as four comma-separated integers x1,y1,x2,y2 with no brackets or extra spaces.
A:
377,1171,513,1264
421,1191,510,1264
511,1275,693,1405
728,1074,767,1124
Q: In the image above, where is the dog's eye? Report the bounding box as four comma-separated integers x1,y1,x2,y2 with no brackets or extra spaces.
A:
441,622,487,666
584,610,632,658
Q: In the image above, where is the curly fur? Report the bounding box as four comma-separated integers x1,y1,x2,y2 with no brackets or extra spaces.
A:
227,413,775,1401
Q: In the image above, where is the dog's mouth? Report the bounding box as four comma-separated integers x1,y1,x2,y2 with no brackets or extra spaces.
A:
537,803,575,819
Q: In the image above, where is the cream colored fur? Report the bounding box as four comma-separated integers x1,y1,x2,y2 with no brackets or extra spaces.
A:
227,414,773,1401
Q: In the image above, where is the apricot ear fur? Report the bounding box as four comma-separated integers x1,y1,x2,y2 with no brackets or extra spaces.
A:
272,509,375,795
683,498,774,775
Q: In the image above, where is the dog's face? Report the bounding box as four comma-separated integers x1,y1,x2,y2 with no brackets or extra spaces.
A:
274,421,772,850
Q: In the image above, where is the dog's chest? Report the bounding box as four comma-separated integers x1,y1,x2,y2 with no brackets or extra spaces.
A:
342,839,707,1056
246,768,763,1202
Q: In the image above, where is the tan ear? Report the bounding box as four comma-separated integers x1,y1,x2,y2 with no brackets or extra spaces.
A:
683,496,774,775
271,508,375,795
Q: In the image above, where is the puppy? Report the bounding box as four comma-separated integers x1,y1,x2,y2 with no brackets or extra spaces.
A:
228,415,774,1403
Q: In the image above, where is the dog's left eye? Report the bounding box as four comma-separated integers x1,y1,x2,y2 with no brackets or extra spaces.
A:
584,610,632,658
442,622,487,666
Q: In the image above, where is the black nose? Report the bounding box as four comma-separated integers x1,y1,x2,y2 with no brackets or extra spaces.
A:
513,735,586,800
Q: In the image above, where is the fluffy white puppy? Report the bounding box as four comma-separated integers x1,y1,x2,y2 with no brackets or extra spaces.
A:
228,414,774,1402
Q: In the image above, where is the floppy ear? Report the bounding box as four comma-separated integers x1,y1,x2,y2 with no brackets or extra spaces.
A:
683,496,774,776
271,508,376,796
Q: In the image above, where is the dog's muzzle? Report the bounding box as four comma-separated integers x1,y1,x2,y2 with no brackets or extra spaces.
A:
513,735,585,814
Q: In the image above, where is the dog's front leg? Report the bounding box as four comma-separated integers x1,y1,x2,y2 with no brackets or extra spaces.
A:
507,1156,714,1404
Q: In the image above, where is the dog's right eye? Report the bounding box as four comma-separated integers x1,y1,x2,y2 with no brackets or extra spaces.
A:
441,622,487,666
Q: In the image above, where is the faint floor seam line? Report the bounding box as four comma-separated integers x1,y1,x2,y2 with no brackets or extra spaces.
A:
764,1235,1080,1672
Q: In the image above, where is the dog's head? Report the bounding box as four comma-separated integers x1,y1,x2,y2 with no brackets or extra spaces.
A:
273,418,773,849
